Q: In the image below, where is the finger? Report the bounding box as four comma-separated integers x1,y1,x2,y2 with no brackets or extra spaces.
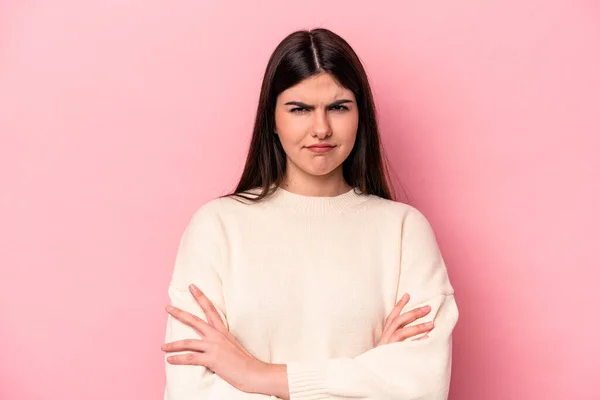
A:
411,334,429,341
380,294,411,345
166,352,209,366
390,321,434,343
383,293,410,332
165,305,213,336
161,339,209,353
389,304,431,333
189,284,226,331
380,303,430,345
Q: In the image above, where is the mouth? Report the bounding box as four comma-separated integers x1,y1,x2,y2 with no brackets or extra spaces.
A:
305,144,336,153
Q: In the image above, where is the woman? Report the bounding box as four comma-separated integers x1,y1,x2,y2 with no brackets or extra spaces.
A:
161,28,459,400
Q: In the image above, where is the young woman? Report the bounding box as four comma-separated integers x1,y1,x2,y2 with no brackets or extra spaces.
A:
161,28,459,400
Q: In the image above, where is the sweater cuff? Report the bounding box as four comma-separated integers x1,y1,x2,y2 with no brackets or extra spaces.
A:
286,362,328,400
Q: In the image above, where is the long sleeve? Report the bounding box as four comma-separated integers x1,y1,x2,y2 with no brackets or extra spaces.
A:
285,207,459,400
163,202,277,400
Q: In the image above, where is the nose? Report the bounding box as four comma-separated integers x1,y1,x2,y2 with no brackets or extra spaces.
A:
311,109,332,139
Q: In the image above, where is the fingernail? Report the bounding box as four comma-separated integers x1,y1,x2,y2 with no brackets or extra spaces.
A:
165,304,174,312
401,293,409,301
426,321,434,327
420,305,430,311
189,284,198,292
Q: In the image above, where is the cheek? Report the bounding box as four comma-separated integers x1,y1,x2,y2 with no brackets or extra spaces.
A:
275,115,307,145
332,113,359,143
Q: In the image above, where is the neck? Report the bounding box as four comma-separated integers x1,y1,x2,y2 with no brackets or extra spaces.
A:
281,169,351,197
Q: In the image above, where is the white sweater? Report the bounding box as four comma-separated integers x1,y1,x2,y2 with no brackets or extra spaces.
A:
163,186,459,400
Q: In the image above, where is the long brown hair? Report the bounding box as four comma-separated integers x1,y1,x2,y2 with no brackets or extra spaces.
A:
225,28,396,202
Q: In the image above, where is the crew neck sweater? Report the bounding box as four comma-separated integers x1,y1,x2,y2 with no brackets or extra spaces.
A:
163,186,459,400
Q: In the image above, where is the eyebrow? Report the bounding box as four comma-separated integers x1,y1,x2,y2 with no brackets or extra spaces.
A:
283,99,354,110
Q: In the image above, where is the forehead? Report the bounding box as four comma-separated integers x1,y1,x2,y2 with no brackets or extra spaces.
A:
278,73,355,103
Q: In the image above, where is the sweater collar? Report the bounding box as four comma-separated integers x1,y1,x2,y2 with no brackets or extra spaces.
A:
265,185,371,215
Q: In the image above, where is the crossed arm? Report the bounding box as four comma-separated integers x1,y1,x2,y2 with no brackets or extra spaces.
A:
162,205,458,400
162,284,445,400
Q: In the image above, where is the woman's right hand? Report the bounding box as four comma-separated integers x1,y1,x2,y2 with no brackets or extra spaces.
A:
377,293,434,346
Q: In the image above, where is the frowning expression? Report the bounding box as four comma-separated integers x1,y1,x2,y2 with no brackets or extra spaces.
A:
274,73,359,177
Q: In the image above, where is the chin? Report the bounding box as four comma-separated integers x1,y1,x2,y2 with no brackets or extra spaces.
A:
305,165,341,177
289,157,343,177
310,170,335,177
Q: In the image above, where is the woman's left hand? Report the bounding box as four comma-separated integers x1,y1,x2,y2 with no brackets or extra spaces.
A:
161,284,269,394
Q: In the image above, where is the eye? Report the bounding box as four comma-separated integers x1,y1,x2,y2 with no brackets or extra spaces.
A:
330,105,349,112
290,107,308,114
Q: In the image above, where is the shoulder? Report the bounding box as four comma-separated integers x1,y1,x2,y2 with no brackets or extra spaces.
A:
189,197,223,220
365,196,439,240
180,197,224,238
366,196,430,223
187,192,255,227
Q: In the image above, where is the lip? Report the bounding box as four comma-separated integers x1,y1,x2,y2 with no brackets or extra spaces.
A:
306,144,336,153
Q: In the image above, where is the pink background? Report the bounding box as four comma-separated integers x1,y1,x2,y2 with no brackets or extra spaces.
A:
1,1,598,399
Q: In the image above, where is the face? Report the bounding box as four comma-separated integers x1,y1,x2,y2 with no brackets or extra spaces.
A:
274,73,359,180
